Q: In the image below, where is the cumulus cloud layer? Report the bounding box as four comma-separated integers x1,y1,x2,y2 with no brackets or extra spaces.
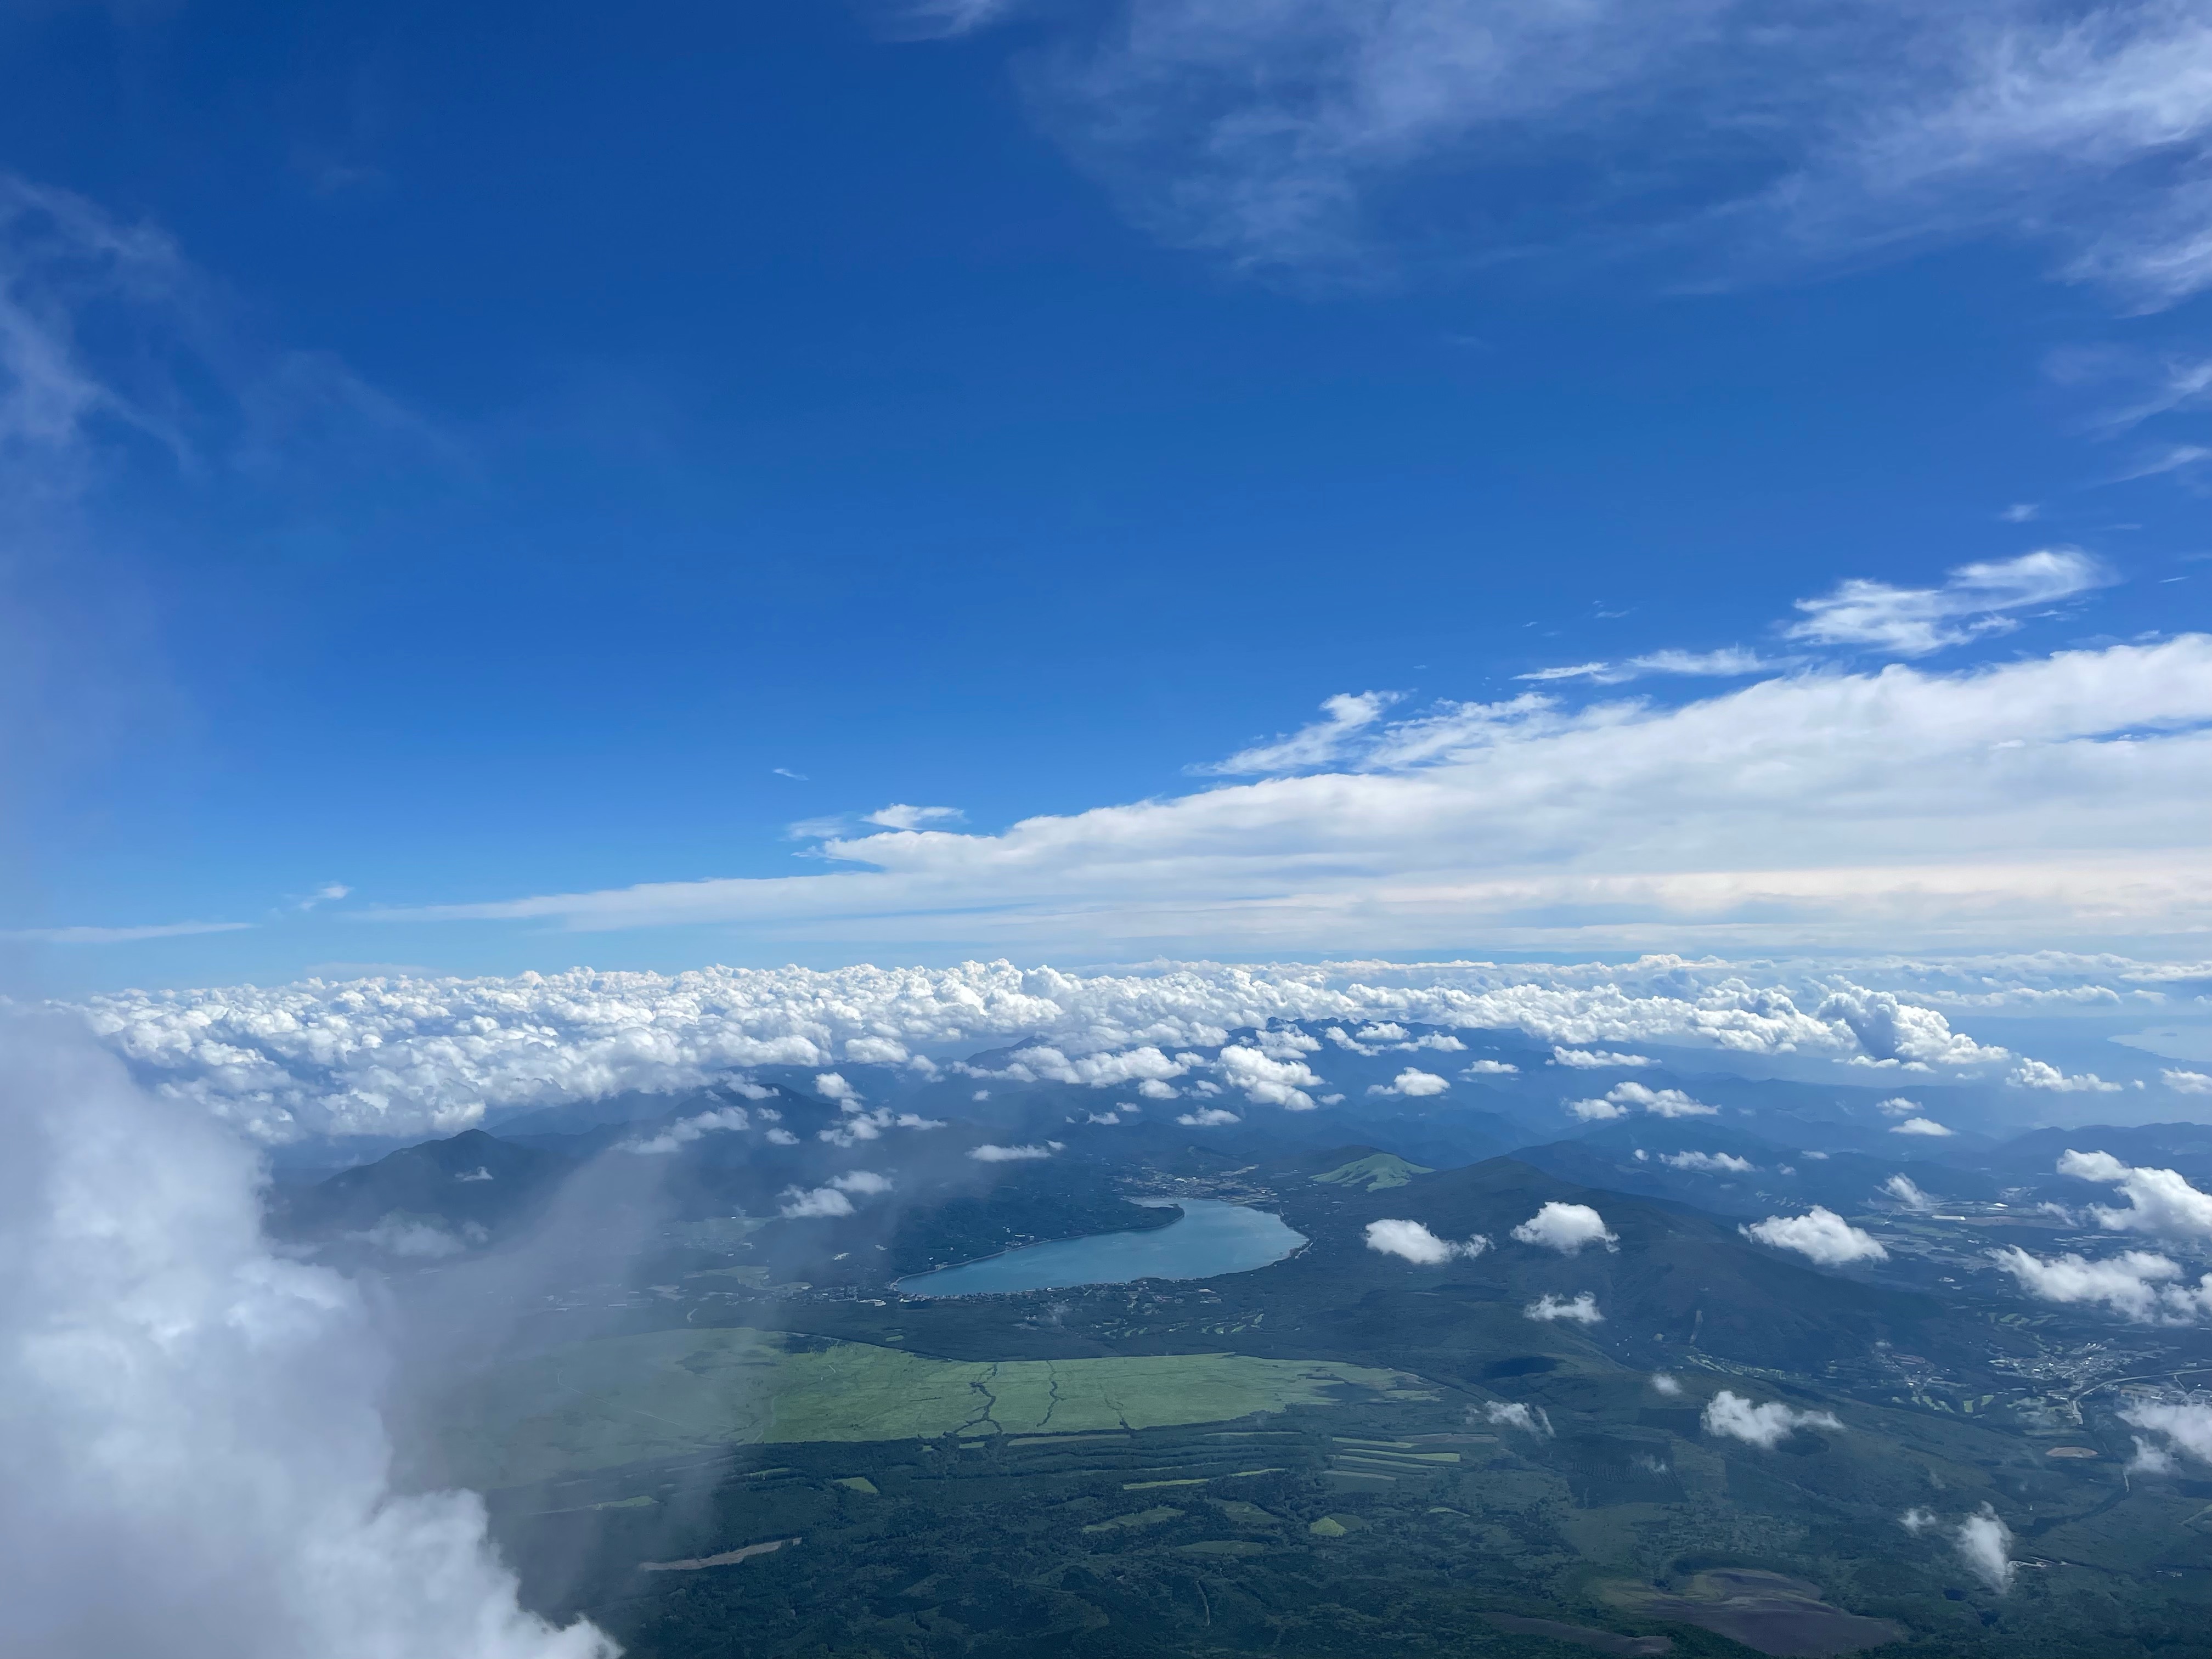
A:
1511,1202,1618,1254
365,641,2212,957
0,1020,612,1659
1743,1207,1890,1265
1701,1390,1842,1448
1363,1220,1488,1264
67,953,2159,1143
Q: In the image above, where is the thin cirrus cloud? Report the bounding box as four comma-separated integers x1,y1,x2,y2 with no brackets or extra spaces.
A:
900,0,2212,307
1784,549,2114,656
1516,649,1780,686
1512,549,2112,686
5,920,255,945
368,633,2212,955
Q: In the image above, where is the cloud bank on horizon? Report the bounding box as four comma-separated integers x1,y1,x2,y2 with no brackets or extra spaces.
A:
67,952,2198,1143
356,634,2212,958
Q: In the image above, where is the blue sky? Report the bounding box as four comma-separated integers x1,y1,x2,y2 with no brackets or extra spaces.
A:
2,0,2207,991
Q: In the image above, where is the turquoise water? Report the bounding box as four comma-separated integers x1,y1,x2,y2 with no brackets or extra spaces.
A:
893,1198,1307,1297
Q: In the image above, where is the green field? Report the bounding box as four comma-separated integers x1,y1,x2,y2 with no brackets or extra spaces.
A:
1310,1152,1432,1192
438,1329,1402,1487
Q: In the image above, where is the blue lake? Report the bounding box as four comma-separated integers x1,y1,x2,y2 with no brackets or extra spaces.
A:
893,1199,1307,1297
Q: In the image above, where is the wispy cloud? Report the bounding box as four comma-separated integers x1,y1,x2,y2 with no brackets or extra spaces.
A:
1516,648,1780,686
864,804,966,830
362,635,2212,955
1785,549,2113,656
924,0,2212,307
1200,691,1401,775
1511,549,2115,691
5,920,253,945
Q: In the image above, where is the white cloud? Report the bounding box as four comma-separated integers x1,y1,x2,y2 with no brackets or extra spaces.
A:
1819,988,2013,1068
1876,1096,1920,1116
1890,1117,1955,1138
2120,1400,2212,1466
1900,1508,1937,1534
2056,1150,2212,1238
1367,1066,1448,1098
2008,1058,2121,1092
968,1142,1063,1162
63,953,2171,1145
864,804,966,830
619,1104,751,1154
1482,1401,1553,1437
815,1072,862,1104
2129,1436,2177,1475
1786,550,2113,657
346,1216,485,1258
1567,1096,1630,1121
362,640,2212,961
1650,1373,1681,1397
1569,1081,1716,1120
2163,1068,2212,1094
1200,691,1402,775
960,0,2212,309
1743,1207,1889,1265
5,920,255,945
0,1019,612,1658
1364,1219,1488,1264
843,1036,912,1064
1956,1506,2016,1594
780,1169,896,1217
1525,1291,1603,1324
1511,1201,1618,1254
1176,1107,1241,1126
1216,1043,1324,1110
1621,1084,1717,1119
1987,1245,2212,1323
1516,649,1781,686
1661,1150,1753,1173
1553,1047,1654,1069
1883,1175,1936,1211
1462,1059,1519,1075
1701,1390,1842,1448
764,1127,799,1145
968,1042,1190,1088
